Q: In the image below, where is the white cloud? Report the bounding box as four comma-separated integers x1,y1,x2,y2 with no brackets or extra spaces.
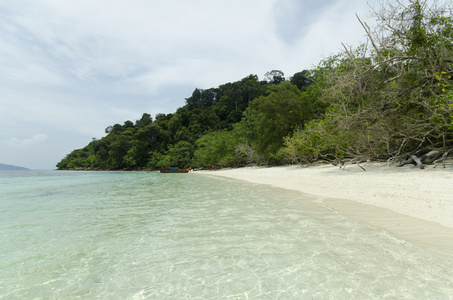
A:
273,0,334,44
5,134,48,148
0,0,379,169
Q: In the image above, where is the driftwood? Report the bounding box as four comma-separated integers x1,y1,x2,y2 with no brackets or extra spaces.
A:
330,149,451,170
338,159,368,171
419,151,442,164
411,155,425,169
434,149,453,168
398,149,451,169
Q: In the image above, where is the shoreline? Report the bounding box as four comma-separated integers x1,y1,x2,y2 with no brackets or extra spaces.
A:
195,164,453,252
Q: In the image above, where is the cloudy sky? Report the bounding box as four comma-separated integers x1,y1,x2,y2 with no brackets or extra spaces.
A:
0,0,376,169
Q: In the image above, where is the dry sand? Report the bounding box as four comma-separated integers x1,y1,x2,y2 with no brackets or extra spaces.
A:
195,163,453,252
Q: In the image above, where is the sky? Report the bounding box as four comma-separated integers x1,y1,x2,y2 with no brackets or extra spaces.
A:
0,0,377,169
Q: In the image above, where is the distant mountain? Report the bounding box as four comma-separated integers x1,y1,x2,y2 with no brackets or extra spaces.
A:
0,163,29,170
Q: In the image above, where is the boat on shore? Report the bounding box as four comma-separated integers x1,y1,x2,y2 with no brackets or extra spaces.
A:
160,167,191,173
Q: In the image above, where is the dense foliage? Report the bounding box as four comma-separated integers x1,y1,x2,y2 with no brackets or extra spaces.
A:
57,0,453,170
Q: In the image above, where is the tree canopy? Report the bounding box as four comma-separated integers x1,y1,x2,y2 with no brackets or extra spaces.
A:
57,0,453,170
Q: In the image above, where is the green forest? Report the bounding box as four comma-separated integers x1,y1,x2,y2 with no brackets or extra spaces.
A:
57,1,453,170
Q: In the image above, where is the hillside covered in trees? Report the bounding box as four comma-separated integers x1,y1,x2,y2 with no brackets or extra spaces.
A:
57,0,453,170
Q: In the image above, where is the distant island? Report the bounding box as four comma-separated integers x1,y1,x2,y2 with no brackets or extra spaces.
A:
0,163,29,170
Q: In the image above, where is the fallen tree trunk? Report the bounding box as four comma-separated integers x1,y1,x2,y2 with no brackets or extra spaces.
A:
411,155,425,169
398,149,450,168
419,150,441,164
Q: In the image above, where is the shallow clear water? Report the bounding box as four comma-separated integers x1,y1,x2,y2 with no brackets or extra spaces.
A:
1,170,452,299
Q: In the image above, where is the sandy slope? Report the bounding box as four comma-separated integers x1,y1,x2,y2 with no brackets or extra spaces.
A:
195,163,453,251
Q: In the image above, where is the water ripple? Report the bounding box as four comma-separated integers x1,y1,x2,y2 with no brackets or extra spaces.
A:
0,171,452,299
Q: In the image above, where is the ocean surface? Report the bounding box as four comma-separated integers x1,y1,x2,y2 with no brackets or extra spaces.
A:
1,170,453,299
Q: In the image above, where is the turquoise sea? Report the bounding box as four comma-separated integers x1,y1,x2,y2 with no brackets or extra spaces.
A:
1,170,453,299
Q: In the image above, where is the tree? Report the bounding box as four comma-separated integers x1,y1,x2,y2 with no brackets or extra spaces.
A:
251,81,311,161
282,0,453,164
290,70,313,90
135,113,153,127
185,88,203,109
162,141,194,168
264,70,285,84
193,130,241,167
124,140,149,168
107,136,130,169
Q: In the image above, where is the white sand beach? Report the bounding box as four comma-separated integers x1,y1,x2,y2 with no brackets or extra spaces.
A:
196,163,453,252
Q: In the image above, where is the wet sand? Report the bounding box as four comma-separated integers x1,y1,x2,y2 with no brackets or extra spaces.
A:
196,163,453,252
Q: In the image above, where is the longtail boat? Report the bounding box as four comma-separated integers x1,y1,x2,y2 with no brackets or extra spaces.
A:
160,167,191,173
